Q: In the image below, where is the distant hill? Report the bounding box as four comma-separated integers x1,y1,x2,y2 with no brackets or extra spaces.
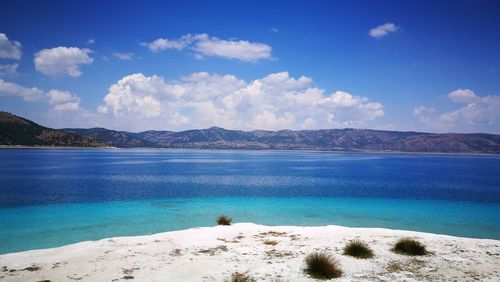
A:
63,127,154,148
0,112,105,147
65,126,500,154
2,111,500,153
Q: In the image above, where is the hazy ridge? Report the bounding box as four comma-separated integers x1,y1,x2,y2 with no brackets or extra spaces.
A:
2,111,500,153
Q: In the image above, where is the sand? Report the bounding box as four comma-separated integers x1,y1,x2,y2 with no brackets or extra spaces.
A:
1,223,499,281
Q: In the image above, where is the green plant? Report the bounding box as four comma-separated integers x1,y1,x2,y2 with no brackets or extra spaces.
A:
217,215,232,225
343,240,374,259
393,238,427,256
304,252,342,279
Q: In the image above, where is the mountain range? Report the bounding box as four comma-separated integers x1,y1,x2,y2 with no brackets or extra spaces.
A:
2,111,500,153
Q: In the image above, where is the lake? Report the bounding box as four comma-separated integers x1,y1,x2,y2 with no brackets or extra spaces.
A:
0,149,499,254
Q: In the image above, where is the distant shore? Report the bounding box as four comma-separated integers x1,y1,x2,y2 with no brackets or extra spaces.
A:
0,145,498,156
0,145,117,149
1,223,499,281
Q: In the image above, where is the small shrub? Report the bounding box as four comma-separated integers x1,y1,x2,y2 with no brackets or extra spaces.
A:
392,238,427,256
343,240,374,259
304,252,342,279
225,272,256,282
217,215,232,225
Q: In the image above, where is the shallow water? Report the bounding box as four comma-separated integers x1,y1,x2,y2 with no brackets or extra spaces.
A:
1,149,499,254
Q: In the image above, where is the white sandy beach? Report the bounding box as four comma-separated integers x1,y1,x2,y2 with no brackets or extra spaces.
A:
1,223,499,281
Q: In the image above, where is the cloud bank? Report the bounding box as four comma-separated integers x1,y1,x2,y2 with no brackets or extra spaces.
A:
34,47,93,77
141,33,272,62
97,72,383,131
414,89,500,132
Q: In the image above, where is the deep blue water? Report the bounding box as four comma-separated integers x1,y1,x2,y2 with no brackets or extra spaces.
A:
1,149,499,254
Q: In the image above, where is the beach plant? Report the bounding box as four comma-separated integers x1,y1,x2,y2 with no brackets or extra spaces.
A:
392,238,427,256
225,272,256,282
304,252,342,279
343,240,374,259
217,215,232,225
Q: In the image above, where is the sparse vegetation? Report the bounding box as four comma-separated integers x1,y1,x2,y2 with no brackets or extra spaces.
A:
22,266,41,272
225,272,256,282
259,231,287,237
217,215,232,225
197,245,228,256
386,261,402,272
263,239,278,246
265,249,295,259
304,252,342,279
393,238,428,256
169,248,182,256
343,240,374,259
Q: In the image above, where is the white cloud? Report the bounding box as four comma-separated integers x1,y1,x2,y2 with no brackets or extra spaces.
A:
113,52,135,60
414,89,500,132
0,63,18,76
97,71,383,131
140,34,196,52
86,39,95,45
193,34,272,62
141,33,272,62
270,27,279,33
0,79,45,101
34,47,93,77
47,90,81,111
0,33,22,60
369,23,400,38
98,73,165,118
0,79,80,111
447,88,477,103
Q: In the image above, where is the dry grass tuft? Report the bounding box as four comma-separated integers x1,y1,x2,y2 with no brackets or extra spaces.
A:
304,252,342,279
343,240,374,259
217,215,232,226
393,238,428,256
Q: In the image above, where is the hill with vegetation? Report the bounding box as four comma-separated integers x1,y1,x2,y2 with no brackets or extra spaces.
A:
0,112,105,147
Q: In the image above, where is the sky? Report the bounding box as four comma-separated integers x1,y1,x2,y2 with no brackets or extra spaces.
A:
0,0,499,133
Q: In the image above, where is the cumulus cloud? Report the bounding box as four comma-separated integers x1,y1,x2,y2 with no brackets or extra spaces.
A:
47,90,81,111
0,33,22,60
369,23,400,38
141,33,272,62
447,88,477,103
0,79,80,111
414,89,500,132
97,71,384,130
112,52,135,60
0,63,18,76
34,47,93,77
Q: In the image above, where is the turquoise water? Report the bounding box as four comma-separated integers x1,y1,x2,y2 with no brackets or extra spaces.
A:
1,149,500,254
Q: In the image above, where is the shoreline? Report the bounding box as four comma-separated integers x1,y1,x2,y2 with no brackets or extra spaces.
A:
1,223,499,281
0,145,498,156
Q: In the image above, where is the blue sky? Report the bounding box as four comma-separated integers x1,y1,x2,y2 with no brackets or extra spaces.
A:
1,0,499,133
